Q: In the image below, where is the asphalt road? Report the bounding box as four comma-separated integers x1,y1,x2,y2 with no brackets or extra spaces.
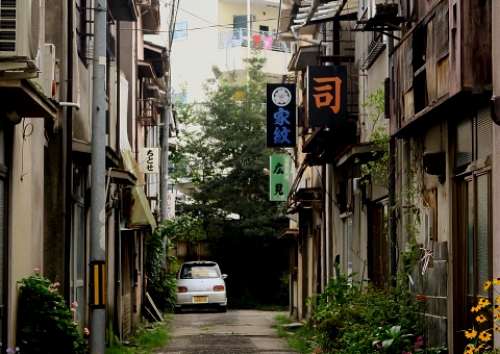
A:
156,309,299,354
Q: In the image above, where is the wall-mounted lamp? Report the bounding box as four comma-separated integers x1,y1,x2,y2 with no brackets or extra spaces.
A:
422,151,446,184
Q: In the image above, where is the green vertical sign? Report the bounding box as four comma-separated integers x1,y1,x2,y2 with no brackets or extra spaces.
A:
270,155,291,201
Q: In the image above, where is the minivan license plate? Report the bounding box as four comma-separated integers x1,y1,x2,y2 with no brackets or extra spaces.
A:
193,296,208,303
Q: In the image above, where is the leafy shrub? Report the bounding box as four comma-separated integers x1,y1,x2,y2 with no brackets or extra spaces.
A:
17,270,88,354
309,271,425,354
145,228,178,314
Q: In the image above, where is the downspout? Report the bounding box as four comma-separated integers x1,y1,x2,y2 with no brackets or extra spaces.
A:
290,0,328,47
115,20,122,341
117,21,121,153
387,36,397,281
63,0,74,302
321,164,326,291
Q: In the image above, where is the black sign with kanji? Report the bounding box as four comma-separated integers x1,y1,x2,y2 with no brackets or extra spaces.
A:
307,66,347,127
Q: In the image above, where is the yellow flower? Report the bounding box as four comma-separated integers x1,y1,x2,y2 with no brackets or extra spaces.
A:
465,345,474,354
493,277,500,285
465,329,478,339
471,305,481,313
478,298,491,308
494,326,500,332
496,295,500,304
479,331,492,342
494,304,500,313
476,314,487,323
484,280,492,290
474,344,484,352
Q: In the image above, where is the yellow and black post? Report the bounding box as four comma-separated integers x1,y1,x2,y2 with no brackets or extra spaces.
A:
89,261,106,308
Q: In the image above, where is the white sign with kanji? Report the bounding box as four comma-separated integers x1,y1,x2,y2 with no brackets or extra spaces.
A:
139,148,159,174
166,193,176,219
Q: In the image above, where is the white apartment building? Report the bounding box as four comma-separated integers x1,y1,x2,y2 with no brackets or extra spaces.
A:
171,0,291,104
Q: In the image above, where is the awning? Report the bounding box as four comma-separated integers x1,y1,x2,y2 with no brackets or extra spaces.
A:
277,228,299,239
122,150,157,230
138,60,156,78
107,168,136,186
302,126,357,165
335,142,384,168
72,140,121,168
107,0,138,21
0,79,57,119
288,46,321,71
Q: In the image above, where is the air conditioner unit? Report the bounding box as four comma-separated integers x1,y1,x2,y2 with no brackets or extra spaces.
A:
0,0,42,72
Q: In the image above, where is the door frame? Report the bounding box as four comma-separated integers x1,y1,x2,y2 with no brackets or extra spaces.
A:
452,168,492,350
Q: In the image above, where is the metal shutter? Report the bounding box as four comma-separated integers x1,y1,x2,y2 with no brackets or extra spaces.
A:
476,107,493,160
455,117,472,168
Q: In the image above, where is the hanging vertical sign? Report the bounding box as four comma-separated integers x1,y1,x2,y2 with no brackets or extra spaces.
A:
307,65,347,127
269,155,291,201
166,193,176,219
139,148,160,174
266,84,296,148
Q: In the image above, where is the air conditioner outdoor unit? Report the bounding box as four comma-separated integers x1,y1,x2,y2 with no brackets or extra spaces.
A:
0,0,42,72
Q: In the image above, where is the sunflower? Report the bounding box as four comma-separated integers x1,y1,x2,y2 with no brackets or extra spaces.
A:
479,331,492,342
484,280,492,290
465,329,478,339
494,304,500,313
474,344,484,352
464,345,474,354
476,314,487,323
494,326,500,332
496,295,500,304
471,305,481,313
478,298,491,308
494,277,500,285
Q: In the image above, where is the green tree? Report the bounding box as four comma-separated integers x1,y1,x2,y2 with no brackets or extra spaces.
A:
172,52,287,240
170,52,290,307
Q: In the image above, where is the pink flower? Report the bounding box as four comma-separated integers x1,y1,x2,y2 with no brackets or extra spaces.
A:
83,327,90,336
70,308,75,312
376,343,382,349
417,335,424,345
72,301,78,308
33,268,40,273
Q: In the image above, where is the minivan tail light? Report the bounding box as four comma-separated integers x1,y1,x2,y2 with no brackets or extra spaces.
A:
178,286,188,292
213,285,225,292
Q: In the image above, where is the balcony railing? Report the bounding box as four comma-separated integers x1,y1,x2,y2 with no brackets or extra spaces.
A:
218,29,291,53
138,98,158,126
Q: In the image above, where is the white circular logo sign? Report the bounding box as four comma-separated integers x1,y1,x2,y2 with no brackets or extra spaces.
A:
271,87,292,107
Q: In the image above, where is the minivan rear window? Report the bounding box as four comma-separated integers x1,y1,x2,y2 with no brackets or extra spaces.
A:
180,265,220,279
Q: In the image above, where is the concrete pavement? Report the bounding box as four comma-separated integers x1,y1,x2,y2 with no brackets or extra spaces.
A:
156,309,299,354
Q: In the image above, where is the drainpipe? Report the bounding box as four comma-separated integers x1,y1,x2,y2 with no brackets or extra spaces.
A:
290,0,328,47
89,0,107,351
387,37,397,282
389,136,397,280
63,0,74,303
160,66,171,269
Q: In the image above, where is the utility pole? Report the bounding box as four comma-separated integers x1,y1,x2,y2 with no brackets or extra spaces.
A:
90,0,107,352
160,0,179,268
160,68,171,269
